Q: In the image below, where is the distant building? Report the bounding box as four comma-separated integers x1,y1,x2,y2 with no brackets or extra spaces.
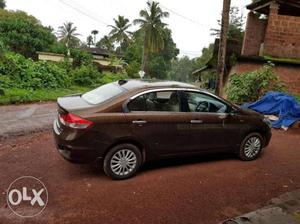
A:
37,47,123,73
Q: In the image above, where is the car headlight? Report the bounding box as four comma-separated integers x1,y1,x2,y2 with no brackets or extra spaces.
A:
263,117,273,128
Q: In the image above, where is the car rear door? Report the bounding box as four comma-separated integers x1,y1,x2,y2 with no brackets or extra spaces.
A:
124,90,190,159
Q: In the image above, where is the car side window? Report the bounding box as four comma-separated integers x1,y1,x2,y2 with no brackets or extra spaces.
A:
185,91,228,113
128,91,180,112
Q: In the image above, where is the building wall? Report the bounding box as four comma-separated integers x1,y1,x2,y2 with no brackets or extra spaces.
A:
38,54,66,62
241,12,267,57
264,14,300,59
230,62,300,94
257,2,300,59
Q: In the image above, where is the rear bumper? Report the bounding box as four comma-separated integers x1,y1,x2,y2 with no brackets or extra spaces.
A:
53,119,100,163
55,144,99,163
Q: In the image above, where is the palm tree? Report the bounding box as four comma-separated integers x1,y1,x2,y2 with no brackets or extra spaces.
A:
91,30,99,44
109,15,132,51
216,0,231,96
134,1,169,76
96,35,114,51
57,22,81,56
86,35,94,47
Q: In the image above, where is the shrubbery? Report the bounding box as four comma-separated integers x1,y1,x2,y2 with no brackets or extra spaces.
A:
70,49,93,68
227,63,285,103
71,64,102,86
0,52,70,89
99,72,128,84
0,51,128,91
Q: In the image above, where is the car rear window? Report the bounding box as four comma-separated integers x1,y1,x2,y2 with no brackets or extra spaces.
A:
82,83,125,104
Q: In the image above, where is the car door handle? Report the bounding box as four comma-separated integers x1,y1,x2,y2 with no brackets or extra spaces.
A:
132,120,147,125
190,120,203,124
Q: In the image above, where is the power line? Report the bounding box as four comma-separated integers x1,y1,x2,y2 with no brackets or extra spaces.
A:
160,4,211,29
58,0,110,27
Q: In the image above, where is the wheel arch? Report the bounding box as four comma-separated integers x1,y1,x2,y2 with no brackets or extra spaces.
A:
242,129,265,145
105,138,147,163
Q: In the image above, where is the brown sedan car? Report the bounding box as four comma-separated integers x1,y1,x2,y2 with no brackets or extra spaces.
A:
53,80,272,179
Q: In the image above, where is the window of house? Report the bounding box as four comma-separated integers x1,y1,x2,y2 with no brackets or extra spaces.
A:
128,91,180,112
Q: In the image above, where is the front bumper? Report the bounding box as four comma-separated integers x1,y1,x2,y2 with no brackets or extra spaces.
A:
264,128,272,147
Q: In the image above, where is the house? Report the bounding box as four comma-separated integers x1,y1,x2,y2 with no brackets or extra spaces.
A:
37,47,123,73
193,0,300,94
230,0,300,94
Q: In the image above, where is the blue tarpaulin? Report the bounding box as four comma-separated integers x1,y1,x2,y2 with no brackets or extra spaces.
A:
243,92,300,128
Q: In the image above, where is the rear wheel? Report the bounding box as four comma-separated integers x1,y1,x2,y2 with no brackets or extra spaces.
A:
239,133,263,161
103,144,142,180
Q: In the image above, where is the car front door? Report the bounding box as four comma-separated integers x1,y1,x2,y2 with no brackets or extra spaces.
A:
181,90,237,152
124,90,191,159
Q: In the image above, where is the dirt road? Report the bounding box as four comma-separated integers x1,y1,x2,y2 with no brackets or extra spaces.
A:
0,102,56,139
0,130,299,224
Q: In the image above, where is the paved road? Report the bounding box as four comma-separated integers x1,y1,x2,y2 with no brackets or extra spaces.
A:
0,103,57,139
0,130,299,224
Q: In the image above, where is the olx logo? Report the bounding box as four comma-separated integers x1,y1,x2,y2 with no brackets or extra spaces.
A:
6,176,48,217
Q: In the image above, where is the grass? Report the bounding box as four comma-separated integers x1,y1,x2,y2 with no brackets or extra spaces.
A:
0,86,92,105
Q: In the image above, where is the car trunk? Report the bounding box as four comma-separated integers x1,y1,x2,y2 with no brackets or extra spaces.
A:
57,94,94,114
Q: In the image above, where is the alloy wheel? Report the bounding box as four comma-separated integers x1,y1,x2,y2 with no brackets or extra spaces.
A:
110,149,137,176
244,136,261,158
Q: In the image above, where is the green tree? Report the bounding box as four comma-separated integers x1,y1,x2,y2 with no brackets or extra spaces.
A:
211,6,244,43
169,56,196,82
109,15,131,52
91,29,99,44
124,28,178,79
134,1,169,76
0,10,56,58
149,28,178,78
0,0,5,9
57,22,81,56
86,35,94,47
96,35,114,51
194,43,214,67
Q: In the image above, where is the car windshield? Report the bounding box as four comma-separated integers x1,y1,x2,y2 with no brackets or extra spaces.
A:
82,83,125,104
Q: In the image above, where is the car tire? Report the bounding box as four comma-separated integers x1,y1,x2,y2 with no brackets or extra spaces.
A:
103,143,142,180
239,133,264,161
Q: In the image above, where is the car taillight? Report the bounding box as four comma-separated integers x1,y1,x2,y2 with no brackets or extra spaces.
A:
59,113,93,129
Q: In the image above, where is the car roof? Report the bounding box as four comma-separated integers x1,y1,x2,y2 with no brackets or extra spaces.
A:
117,79,198,91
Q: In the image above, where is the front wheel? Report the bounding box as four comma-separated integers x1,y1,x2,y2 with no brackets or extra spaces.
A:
103,144,142,180
239,133,263,161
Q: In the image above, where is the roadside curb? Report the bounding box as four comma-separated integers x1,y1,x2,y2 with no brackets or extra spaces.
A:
222,189,300,224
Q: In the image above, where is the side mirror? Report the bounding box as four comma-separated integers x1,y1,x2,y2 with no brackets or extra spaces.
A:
229,108,238,116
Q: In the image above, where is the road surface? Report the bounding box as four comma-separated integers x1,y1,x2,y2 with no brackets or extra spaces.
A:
0,102,56,139
0,130,299,224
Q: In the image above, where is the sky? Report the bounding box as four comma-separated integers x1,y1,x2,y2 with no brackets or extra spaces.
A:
6,0,252,58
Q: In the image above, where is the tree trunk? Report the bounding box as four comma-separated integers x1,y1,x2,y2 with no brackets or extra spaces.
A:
216,0,231,96
141,34,148,78
66,41,71,57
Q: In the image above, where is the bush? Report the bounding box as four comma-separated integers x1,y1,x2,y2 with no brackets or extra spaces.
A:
227,63,285,103
99,72,128,84
0,52,70,89
71,49,93,68
71,64,102,86
125,61,140,78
